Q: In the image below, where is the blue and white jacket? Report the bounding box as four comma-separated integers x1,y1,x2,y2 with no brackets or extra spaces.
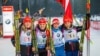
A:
52,27,65,47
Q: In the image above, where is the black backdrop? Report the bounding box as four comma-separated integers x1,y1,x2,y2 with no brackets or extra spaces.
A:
0,0,100,16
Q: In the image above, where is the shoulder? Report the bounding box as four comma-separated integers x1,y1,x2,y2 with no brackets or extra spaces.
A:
60,24,64,28
35,26,39,31
71,28,77,33
60,24,64,31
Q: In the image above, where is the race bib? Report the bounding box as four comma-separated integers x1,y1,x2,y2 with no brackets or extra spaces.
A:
20,31,32,45
38,38,46,44
24,37,31,42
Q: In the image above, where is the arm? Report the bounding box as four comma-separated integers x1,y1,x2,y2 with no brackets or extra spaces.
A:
11,23,22,47
11,36,15,46
74,18,90,32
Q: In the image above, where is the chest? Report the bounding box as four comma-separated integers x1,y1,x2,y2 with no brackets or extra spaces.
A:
53,30,62,39
63,29,77,38
20,30,32,39
36,31,47,40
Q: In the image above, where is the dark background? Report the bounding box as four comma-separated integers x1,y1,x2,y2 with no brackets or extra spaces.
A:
0,0,100,16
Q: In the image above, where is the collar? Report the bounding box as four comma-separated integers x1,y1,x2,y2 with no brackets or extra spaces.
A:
52,27,60,32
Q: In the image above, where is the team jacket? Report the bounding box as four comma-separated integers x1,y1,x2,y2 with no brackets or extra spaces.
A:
52,27,65,47
61,20,90,51
61,26,80,51
20,30,32,45
11,24,32,46
35,27,48,49
62,28,79,42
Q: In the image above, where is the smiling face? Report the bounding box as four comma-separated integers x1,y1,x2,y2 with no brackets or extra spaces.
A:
38,18,47,30
52,18,60,29
39,23,46,30
24,22,32,29
23,16,32,29
53,23,59,29
64,21,72,29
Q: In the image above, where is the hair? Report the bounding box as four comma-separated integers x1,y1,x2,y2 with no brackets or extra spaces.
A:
21,22,33,32
37,24,47,31
62,23,73,30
